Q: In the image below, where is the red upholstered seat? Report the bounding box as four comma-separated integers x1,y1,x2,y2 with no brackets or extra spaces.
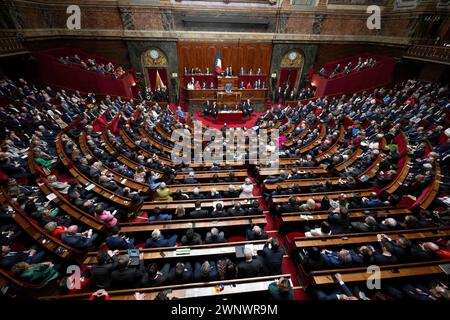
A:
285,232,305,252
227,236,246,243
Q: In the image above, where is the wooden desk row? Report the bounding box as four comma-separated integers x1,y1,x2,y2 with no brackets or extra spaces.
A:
310,260,450,286
141,196,259,211
56,135,135,209
281,207,412,227
264,176,353,191
294,227,450,249
80,131,149,193
83,239,267,265
271,189,373,204
120,214,267,235
39,274,291,300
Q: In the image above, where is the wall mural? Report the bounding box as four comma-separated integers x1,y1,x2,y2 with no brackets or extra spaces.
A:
142,48,169,67
280,50,304,68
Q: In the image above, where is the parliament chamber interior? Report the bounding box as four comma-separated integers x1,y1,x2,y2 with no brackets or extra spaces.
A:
0,0,450,306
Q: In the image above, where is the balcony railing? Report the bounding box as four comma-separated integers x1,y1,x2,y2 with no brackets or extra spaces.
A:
0,31,28,57
327,0,387,5
404,44,450,64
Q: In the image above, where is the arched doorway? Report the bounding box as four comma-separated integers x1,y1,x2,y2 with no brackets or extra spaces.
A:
278,50,304,92
141,48,169,93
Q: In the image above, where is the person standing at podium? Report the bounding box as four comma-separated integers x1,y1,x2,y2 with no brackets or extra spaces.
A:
211,101,218,120
242,99,254,118
203,100,211,116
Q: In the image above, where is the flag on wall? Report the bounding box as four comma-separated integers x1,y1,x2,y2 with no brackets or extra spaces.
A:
155,70,166,89
214,52,222,74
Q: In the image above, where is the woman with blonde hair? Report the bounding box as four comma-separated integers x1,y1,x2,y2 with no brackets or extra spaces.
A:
175,205,185,218
239,178,254,198
156,182,172,201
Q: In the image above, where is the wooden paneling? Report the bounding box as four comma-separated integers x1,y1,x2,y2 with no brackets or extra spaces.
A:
177,41,272,81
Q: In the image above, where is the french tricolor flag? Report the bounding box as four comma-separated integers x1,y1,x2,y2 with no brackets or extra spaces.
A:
214,52,222,74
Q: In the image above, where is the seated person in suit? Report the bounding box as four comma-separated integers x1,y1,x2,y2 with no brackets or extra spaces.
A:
144,229,177,248
61,225,98,250
168,262,193,284
193,260,219,282
190,200,210,218
0,245,46,270
227,202,246,216
246,225,268,241
211,203,227,218
148,206,172,221
237,247,263,278
184,171,198,184
180,228,202,246
313,273,359,300
305,221,332,238
246,200,263,215
223,184,240,198
90,250,118,290
110,253,145,289
142,262,171,287
205,227,226,244
106,226,135,250
268,277,294,300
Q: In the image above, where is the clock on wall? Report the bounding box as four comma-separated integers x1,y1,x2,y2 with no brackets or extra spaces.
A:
149,49,159,60
288,51,297,61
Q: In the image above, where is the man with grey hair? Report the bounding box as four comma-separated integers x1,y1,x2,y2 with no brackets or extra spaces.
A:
205,227,225,244
194,260,218,282
246,225,268,241
184,171,198,184
144,229,177,248
237,247,263,278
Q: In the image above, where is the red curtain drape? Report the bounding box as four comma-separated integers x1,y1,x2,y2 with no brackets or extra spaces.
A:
278,68,298,88
147,68,169,91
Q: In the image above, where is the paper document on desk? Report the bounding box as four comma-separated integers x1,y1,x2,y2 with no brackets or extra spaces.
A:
46,193,57,201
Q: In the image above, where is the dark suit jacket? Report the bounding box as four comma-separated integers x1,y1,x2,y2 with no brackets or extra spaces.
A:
106,235,132,250
246,229,269,241
237,258,263,278
260,244,284,275
91,258,118,290
111,261,145,289
190,209,209,219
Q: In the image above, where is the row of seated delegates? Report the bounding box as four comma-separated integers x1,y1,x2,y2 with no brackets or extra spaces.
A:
309,272,449,301
58,54,126,79
146,200,263,223
140,86,170,103
63,136,149,204
238,79,267,90
183,66,263,76
88,235,286,290
154,177,254,202
88,274,293,301
186,78,215,90
318,57,377,79
202,99,254,118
